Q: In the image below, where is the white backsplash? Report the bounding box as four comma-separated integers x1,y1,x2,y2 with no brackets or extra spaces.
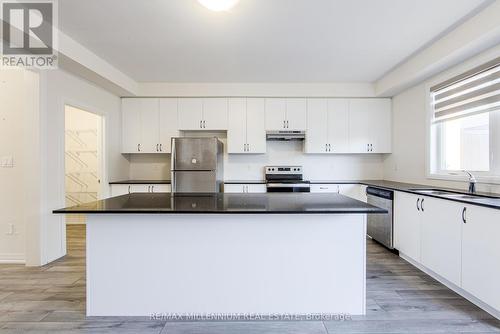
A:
127,135,385,181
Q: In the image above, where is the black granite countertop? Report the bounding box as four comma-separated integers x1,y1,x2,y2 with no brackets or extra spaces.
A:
109,180,171,184
53,193,387,215
312,180,500,210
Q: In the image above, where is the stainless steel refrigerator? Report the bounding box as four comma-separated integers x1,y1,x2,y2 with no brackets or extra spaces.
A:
171,137,224,193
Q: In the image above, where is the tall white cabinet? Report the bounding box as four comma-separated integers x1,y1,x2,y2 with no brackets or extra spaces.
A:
122,98,178,153
227,98,266,154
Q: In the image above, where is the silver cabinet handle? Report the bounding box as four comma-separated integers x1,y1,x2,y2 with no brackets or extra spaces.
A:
200,120,203,128
367,144,370,152
329,144,332,152
416,198,420,211
159,143,162,152
203,120,206,128
138,144,141,152
156,144,159,152
421,198,424,212
283,120,286,129
286,120,289,128
151,185,154,193
462,207,467,224
325,144,328,152
128,185,131,194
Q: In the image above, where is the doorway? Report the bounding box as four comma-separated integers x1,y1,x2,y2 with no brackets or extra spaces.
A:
64,105,103,225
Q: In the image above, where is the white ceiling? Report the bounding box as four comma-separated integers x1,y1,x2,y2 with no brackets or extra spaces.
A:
59,0,490,83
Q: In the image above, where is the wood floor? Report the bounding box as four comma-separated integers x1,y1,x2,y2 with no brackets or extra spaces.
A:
1,224,499,333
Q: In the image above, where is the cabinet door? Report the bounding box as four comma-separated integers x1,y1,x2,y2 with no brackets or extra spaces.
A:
224,184,246,193
140,99,160,154
462,205,500,312
327,99,349,153
203,98,228,130
310,184,339,193
110,184,130,197
370,99,391,153
349,99,374,153
227,98,247,154
159,98,179,154
122,99,142,153
150,184,171,193
178,98,203,130
246,184,267,193
305,99,328,154
246,98,266,153
265,98,286,130
420,197,462,286
393,192,421,262
286,98,307,131
130,185,150,193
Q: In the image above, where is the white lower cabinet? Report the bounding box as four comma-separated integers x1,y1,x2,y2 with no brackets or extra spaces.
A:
420,197,462,286
110,184,171,197
310,184,339,193
462,205,500,312
224,184,267,193
394,191,500,315
310,184,367,202
394,191,422,262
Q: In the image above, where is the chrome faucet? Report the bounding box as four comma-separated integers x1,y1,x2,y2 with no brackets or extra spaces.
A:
463,170,477,194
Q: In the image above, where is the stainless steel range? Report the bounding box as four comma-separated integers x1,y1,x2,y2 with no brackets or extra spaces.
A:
265,166,310,192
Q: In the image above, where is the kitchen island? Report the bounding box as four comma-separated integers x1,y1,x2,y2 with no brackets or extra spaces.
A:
54,192,386,317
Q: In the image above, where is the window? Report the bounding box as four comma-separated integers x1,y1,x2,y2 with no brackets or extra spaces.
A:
430,57,500,179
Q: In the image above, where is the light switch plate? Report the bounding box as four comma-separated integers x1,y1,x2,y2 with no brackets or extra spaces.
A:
0,156,14,168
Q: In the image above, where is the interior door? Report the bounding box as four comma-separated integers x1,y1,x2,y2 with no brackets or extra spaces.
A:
178,98,203,130
227,98,247,154
140,99,160,153
265,98,286,130
159,98,179,153
420,197,462,286
305,99,328,153
203,98,228,130
122,99,142,153
327,99,349,153
246,98,266,153
286,98,306,131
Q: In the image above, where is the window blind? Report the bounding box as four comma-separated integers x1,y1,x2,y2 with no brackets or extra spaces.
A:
431,57,500,123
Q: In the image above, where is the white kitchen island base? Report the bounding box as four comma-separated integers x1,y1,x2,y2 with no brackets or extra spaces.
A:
86,213,366,317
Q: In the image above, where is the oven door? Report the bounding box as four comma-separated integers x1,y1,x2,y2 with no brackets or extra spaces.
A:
266,183,310,193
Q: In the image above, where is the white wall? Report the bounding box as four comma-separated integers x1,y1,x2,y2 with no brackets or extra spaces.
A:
36,68,128,265
383,44,500,194
0,69,38,263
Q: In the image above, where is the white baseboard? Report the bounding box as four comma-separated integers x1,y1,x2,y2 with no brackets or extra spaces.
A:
399,252,500,321
0,253,26,264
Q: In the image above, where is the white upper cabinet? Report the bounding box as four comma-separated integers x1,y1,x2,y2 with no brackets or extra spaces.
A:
122,98,160,154
286,98,307,131
305,99,349,154
349,99,391,153
265,98,306,131
228,98,266,154
122,98,177,154
246,98,266,153
122,99,143,153
305,99,328,153
159,98,179,153
178,98,203,130
178,98,228,130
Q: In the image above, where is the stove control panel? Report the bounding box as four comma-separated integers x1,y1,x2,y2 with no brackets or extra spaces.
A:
265,166,302,174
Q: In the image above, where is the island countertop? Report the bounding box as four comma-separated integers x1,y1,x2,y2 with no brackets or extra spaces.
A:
53,192,387,214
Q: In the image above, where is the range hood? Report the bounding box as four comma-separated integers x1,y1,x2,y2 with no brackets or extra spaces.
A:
266,130,306,141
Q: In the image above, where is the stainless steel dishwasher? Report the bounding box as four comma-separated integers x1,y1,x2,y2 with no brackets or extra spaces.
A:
366,187,394,249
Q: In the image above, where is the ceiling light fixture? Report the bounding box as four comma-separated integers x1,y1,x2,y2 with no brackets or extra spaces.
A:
197,0,240,12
